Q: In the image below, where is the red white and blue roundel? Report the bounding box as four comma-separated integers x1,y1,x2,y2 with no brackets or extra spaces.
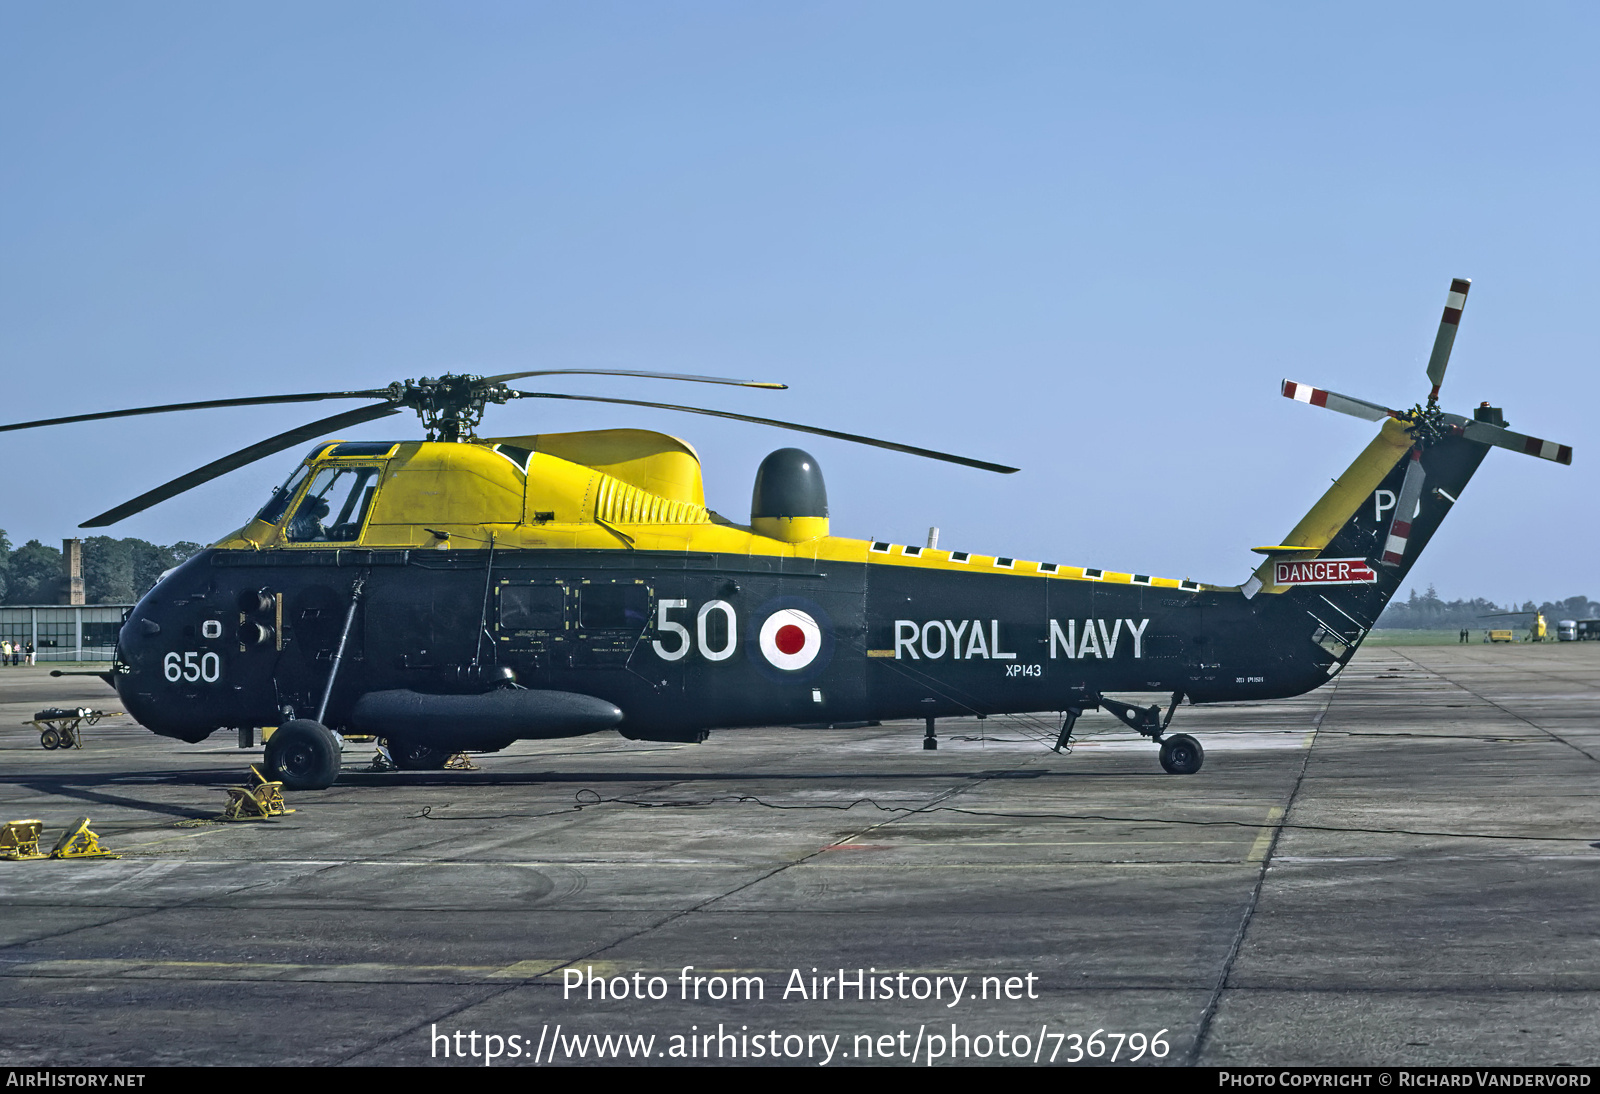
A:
748,597,835,682
759,608,822,671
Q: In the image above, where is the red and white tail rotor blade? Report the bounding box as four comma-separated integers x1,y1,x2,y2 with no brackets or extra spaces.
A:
1380,448,1427,566
1425,278,1471,404
1458,418,1573,465
1281,380,1397,423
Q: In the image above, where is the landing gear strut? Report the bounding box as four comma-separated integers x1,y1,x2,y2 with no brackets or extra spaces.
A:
1053,707,1082,753
923,716,938,751
1094,691,1203,775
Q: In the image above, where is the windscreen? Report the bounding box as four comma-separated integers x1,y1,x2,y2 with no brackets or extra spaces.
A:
255,464,311,526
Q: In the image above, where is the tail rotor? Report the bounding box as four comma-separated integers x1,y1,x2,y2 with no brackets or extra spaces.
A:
1278,277,1572,571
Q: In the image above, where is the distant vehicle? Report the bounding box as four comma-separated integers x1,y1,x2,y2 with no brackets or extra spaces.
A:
1577,620,1600,641
1487,630,1516,643
1480,609,1547,642
1557,620,1577,642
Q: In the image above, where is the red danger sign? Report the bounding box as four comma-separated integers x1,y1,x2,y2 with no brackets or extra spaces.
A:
1273,558,1377,586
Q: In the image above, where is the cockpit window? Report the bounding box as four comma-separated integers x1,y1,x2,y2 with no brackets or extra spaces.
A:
286,466,381,543
256,464,312,526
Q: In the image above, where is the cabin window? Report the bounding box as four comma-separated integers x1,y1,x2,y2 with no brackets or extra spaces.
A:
499,585,566,631
286,466,381,543
578,583,649,630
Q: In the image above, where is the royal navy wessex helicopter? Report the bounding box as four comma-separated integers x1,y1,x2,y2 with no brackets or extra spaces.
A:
4,279,1571,789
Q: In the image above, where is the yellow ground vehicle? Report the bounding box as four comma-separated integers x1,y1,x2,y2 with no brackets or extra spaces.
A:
1480,610,1547,642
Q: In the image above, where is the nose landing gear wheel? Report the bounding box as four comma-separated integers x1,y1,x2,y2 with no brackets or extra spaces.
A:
264,719,342,790
1158,733,1204,775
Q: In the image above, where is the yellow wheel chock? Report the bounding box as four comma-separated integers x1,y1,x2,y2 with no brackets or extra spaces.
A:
220,765,295,821
445,752,479,771
49,816,120,860
1,820,48,860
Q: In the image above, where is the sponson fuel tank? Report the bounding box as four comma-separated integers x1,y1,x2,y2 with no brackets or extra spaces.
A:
351,688,624,745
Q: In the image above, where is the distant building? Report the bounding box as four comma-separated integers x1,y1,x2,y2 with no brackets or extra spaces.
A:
0,605,132,661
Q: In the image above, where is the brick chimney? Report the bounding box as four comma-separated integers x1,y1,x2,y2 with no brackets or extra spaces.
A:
62,538,85,605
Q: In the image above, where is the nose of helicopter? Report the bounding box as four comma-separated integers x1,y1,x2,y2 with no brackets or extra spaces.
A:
111,552,235,743
114,597,183,729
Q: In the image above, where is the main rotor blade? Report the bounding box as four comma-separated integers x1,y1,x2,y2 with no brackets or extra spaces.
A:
1281,380,1397,422
79,403,403,528
0,389,393,435
1425,277,1471,403
1457,417,1573,465
508,390,1019,474
482,368,786,390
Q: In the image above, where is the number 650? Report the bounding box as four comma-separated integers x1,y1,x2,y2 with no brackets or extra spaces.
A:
163,650,221,683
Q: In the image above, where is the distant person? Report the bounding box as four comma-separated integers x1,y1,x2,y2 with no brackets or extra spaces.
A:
1,639,10,666
24,642,34,666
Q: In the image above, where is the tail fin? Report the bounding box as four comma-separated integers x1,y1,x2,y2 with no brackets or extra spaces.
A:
1252,281,1569,666
1244,417,1490,634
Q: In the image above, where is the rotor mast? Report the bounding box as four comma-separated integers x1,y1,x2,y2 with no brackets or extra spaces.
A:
390,375,511,442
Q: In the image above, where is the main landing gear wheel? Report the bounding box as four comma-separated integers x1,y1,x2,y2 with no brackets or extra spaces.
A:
1158,733,1204,775
387,739,452,771
264,719,342,790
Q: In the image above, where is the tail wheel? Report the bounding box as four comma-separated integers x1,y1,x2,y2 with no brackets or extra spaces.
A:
264,719,342,790
1159,733,1204,775
387,739,452,770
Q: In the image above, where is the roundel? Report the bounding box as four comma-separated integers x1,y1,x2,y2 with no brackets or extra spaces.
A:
759,608,822,671
746,596,835,683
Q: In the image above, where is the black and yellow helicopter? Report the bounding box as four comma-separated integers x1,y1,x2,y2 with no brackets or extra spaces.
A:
4,279,1572,789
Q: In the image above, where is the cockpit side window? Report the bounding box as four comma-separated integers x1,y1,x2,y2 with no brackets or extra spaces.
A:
286,466,381,544
256,464,312,526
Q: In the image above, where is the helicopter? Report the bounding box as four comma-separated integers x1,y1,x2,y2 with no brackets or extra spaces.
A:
3,279,1572,790
1478,609,1549,642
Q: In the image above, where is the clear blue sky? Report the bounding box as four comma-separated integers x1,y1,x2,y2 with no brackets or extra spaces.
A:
2,2,1594,605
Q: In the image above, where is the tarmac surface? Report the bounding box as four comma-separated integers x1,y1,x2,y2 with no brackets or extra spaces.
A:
0,643,1596,1068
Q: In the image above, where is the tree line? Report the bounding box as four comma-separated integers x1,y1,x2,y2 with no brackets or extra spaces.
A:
0,532,203,605
1377,585,1600,630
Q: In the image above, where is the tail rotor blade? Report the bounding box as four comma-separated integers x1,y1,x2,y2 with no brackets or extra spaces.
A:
1425,278,1471,404
1459,418,1573,465
1281,380,1397,422
1380,448,1426,566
